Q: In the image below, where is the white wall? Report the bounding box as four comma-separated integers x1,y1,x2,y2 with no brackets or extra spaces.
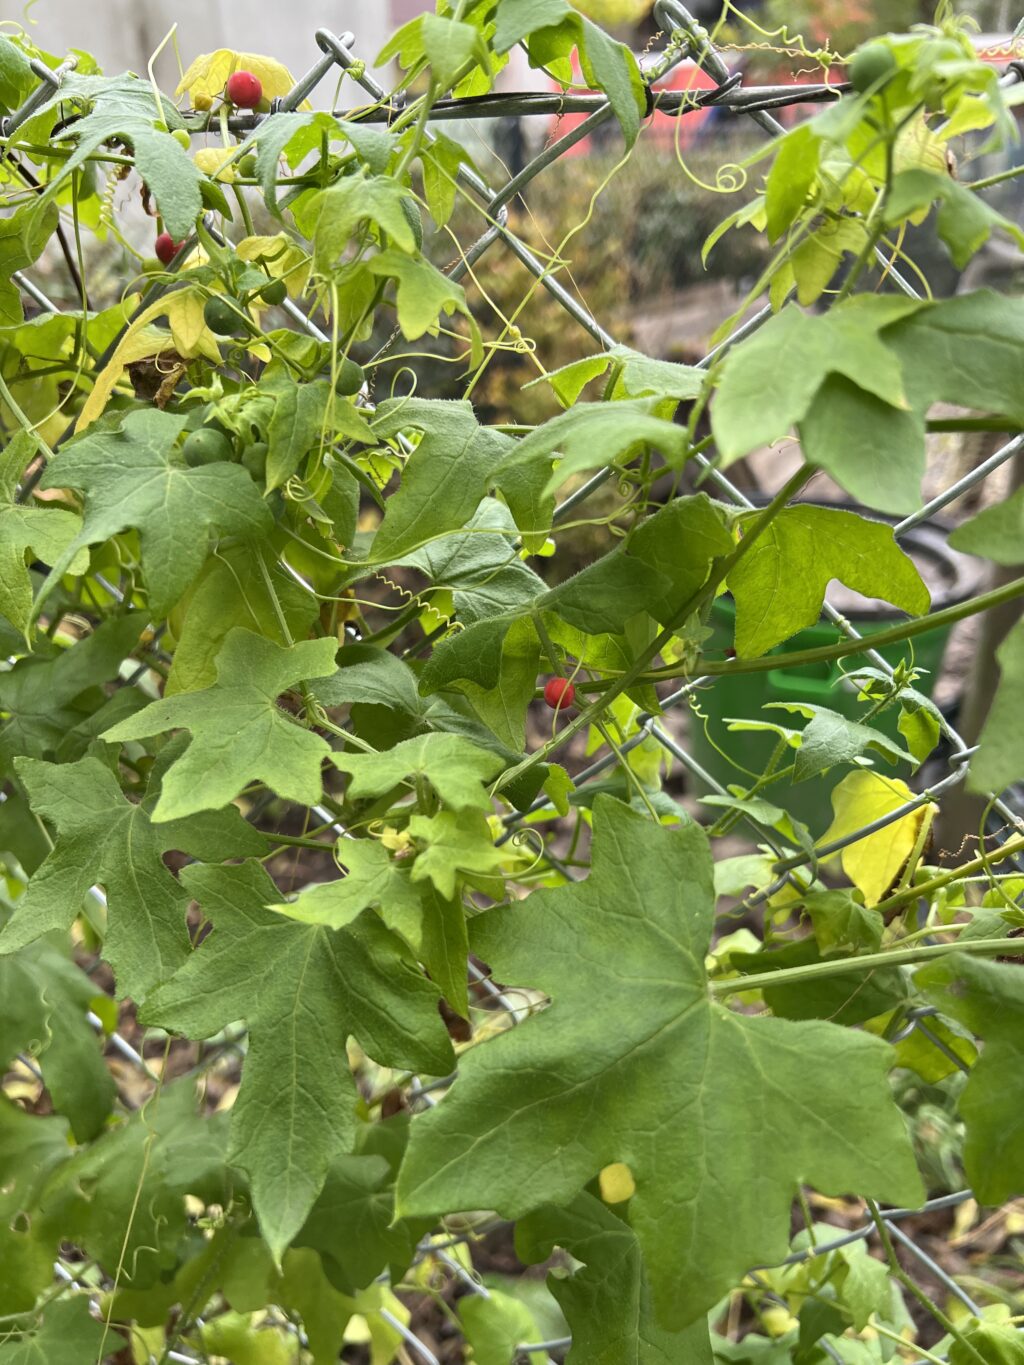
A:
15,1,430,103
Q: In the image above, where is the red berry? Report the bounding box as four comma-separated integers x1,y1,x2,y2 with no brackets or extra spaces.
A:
225,70,263,108
544,677,576,711
155,231,182,265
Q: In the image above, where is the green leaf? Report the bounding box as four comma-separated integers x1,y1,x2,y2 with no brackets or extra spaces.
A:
626,493,734,627
296,1118,427,1294
38,408,272,617
765,702,914,781
517,1192,713,1363
265,375,331,490
539,549,670,635
421,131,477,227
397,797,923,1328
0,36,34,110
395,498,545,627
103,629,338,821
0,613,146,768
334,732,501,809
36,1080,230,1289
311,172,419,272
949,484,1024,565
803,890,883,955
0,202,59,328
531,343,704,406
1,754,263,998
764,122,819,242
409,807,506,899
798,374,926,516
276,838,420,934
367,247,474,339
312,644,424,715
133,129,205,240
712,298,917,464
493,0,645,146
369,400,515,563
726,505,929,658
948,1318,1024,1365
0,432,86,639
917,954,1024,1203
29,74,195,241
884,290,1024,423
459,615,541,750
422,12,491,88
144,860,453,1260
496,399,690,496
885,168,1024,269
0,1296,111,1365
459,1288,541,1365
968,617,1024,794
0,1100,72,1314
0,936,116,1141
166,547,319,695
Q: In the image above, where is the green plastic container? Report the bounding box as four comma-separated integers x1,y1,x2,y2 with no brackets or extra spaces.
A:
685,512,984,830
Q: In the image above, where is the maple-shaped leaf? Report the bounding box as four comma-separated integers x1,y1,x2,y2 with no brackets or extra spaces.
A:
275,839,469,1017
143,860,454,1260
408,807,507,899
396,798,923,1329
368,399,515,564
36,408,272,618
103,629,338,821
0,754,266,999
0,613,146,770
516,1192,713,1363
917,954,1024,1203
334,733,501,810
0,432,86,638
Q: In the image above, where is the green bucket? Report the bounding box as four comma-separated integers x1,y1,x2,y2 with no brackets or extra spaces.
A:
685,510,985,830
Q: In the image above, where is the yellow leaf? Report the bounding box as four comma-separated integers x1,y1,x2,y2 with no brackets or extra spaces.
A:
162,290,223,360
570,0,655,19
175,49,308,107
819,771,936,906
75,325,176,432
599,1161,636,1203
237,233,312,298
193,146,239,182
76,290,223,432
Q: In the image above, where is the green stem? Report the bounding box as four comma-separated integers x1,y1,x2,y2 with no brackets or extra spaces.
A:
866,1201,986,1365
875,834,1024,919
710,935,1024,998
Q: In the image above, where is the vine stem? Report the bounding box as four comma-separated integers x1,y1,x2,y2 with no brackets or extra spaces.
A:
866,1200,987,1365
709,935,1024,998
874,833,1024,919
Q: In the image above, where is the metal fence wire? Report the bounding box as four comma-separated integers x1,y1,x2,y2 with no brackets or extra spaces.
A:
4,2,1024,1361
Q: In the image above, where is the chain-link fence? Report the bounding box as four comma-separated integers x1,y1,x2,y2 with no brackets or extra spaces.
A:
5,2,1024,1360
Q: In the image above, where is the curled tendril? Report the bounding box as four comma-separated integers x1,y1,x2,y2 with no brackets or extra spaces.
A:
507,827,547,875
387,365,419,404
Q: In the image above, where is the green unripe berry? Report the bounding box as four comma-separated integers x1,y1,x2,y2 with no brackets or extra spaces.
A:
333,356,365,396
237,153,258,178
241,441,269,479
849,42,897,93
203,295,248,336
171,128,191,150
259,277,287,306
183,426,234,467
